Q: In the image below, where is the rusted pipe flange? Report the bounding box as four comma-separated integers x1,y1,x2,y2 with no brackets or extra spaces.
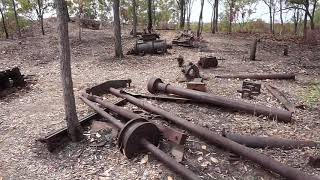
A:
147,77,163,94
117,118,160,158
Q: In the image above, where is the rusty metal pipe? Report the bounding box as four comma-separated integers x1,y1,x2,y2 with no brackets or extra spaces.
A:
82,93,187,145
79,95,200,180
109,88,319,180
222,130,320,150
215,73,295,80
147,78,292,122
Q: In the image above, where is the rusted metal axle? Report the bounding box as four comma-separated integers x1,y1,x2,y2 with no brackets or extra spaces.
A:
147,78,292,122
108,88,319,180
82,93,187,145
80,96,200,180
215,73,295,80
222,130,319,150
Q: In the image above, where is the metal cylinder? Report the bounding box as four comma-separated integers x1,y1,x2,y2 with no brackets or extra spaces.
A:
222,130,319,150
135,40,171,55
80,95,200,180
215,73,295,80
147,78,292,122
109,88,319,180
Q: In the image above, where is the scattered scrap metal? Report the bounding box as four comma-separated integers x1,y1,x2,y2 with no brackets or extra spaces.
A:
0,67,26,97
172,30,198,48
127,40,172,55
181,62,201,81
237,81,261,99
216,73,295,80
197,56,218,69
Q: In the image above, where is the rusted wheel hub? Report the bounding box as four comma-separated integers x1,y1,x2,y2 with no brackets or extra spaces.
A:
147,77,163,94
117,118,160,158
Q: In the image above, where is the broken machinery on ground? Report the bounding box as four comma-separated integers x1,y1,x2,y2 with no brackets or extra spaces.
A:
181,62,201,81
237,81,261,99
0,67,26,96
172,30,198,48
197,56,218,69
127,40,172,55
186,78,206,92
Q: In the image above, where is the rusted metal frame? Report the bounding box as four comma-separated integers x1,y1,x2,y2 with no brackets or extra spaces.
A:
38,98,128,152
80,95,200,180
148,78,292,123
82,93,187,145
108,88,319,180
265,84,295,113
121,90,197,103
215,73,296,80
222,130,319,150
85,79,132,96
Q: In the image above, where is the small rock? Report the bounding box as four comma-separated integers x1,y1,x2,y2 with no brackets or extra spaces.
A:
210,157,219,163
140,154,149,164
197,156,203,162
201,145,207,150
168,176,173,180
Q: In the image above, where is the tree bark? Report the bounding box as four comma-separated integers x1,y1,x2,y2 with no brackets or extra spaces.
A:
37,0,45,35
179,0,185,29
197,0,204,37
55,0,83,142
147,0,152,33
279,0,283,33
113,0,124,58
63,0,71,22
0,7,8,38
214,0,218,32
269,3,272,33
78,0,83,41
229,0,234,33
132,0,137,37
186,0,193,30
250,39,258,60
303,11,307,37
293,9,298,35
12,0,21,37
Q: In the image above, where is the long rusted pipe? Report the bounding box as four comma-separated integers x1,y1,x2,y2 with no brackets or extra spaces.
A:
147,78,292,122
80,95,200,180
222,130,320,150
215,73,295,80
109,88,319,180
81,93,187,145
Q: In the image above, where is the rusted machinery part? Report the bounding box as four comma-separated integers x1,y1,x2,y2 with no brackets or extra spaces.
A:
85,79,131,96
38,98,128,152
82,93,187,145
215,73,296,80
79,95,200,180
108,88,319,180
197,56,218,69
222,130,319,150
131,40,172,55
181,63,201,80
265,84,295,113
147,77,292,123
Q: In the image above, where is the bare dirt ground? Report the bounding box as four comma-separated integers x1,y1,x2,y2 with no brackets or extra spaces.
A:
0,19,319,180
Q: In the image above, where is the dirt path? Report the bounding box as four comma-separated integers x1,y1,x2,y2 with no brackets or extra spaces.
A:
0,21,319,180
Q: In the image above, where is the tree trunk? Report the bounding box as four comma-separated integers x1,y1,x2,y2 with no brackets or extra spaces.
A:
63,0,71,22
113,0,124,58
55,0,83,142
0,7,8,39
211,5,215,34
268,4,272,33
197,0,204,37
37,0,45,35
214,0,218,32
229,0,234,33
12,0,21,37
132,0,137,37
186,0,192,30
147,0,152,33
293,9,298,35
279,0,283,33
303,11,307,37
78,0,83,41
179,0,185,29
250,39,258,60
310,17,315,30
272,5,275,34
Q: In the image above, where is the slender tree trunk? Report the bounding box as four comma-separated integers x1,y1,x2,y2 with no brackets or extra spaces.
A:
272,5,275,34
12,0,21,37
37,0,45,35
229,0,234,33
147,0,152,33
179,0,185,29
63,0,71,22
132,0,137,37
152,0,156,26
303,11,307,37
55,0,83,142
279,0,283,33
187,0,192,30
78,0,83,41
113,0,123,58
269,4,272,33
0,7,8,38
211,5,215,34
293,9,298,35
214,0,218,32
197,0,204,37
310,17,315,30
